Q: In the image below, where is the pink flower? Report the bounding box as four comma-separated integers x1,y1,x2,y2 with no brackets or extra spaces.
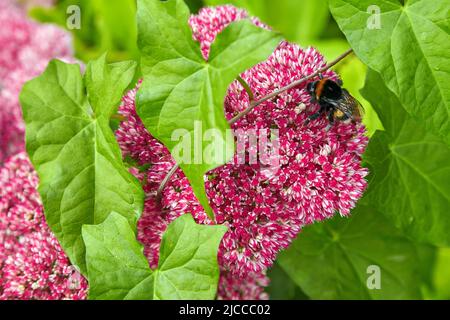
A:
116,5,368,299
218,270,269,300
0,153,87,300
188,5,267,59
0,1,74,163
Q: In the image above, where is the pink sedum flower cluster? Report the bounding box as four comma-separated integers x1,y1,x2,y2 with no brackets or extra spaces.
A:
116,5,369,299
0,1,74,163
0,153,87,300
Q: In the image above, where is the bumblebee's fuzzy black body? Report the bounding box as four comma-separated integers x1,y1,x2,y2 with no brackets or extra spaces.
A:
306,77,363,127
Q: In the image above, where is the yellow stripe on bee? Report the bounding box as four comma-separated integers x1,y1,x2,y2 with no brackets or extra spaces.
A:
334,110,344,118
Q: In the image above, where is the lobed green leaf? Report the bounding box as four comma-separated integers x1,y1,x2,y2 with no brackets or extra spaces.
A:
329,0,450,145
20,58,143,274
83,213,227,300
278,205,435,299
362,70,450,246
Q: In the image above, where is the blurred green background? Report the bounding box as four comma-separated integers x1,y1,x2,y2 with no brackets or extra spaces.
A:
29,0,449,300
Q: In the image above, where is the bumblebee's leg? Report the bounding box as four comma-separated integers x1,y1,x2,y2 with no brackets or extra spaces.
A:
340,114,351,123
308,111,322,121
336,78,343,86
325,110,335,131
305,104,326,124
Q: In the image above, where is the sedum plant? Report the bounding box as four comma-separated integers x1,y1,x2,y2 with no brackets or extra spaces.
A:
0,0,448,300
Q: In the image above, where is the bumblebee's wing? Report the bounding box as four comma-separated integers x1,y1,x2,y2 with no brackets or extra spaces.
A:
352,98,365,121
340,89,364,121
321,89,365,121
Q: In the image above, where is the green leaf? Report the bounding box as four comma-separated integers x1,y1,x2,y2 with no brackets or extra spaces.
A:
20,58,143,274
184,0,204,13
362,70,450,246
428,248,450,299
329,0,450,145
136,0,281,218
85,54,137,116
82,213,153,299
83,213,227,300
205,0,330,43
266,263,309,300
277,205,435,299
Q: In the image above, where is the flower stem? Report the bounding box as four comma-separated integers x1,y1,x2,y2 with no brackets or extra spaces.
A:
155,163,179,202
236,75,254,101
111,114,127,122
155,48,354,201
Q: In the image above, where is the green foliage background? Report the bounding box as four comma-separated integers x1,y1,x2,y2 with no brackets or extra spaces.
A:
27,0,449,300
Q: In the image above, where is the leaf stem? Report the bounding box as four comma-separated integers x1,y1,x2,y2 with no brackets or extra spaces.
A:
155,48,353,201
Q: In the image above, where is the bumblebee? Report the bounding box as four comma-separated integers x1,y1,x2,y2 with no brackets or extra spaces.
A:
306,77,364,128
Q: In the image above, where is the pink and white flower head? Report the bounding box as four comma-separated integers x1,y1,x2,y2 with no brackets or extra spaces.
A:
116,5,369,299
0,153,87,300
188,5,267,59
0,1,74,163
